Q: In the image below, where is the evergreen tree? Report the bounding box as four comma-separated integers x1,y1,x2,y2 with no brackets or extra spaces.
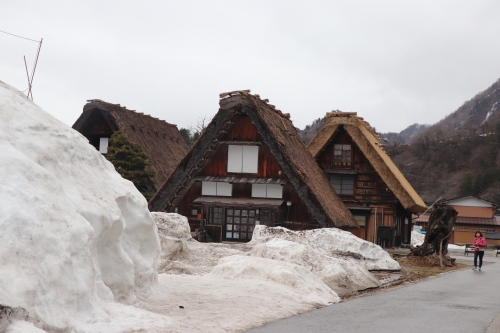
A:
106,131,156,200
179,128,192,146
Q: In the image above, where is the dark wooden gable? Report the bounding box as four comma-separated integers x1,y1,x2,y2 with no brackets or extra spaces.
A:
317,126,397,204
74,108,115,151
198,115,283,178
167,113,316,241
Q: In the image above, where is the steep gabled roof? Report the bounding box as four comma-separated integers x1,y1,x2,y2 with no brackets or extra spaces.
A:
72,99,189,187
308,112,427,214
149,91,358,229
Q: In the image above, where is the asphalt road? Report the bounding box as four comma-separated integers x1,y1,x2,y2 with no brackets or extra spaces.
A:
247,250,500,333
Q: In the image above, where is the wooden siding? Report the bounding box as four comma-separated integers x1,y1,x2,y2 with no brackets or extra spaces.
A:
198,116,284,179
223,114,262,141
319,128,413,246
452,206,494,218
317,130,397,204
453,227,500,246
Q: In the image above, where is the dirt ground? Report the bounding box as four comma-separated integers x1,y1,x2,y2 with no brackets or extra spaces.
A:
341,250,469,301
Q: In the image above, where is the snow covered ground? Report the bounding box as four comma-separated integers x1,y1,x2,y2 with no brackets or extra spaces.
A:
146,213,402,332
0,80,401,332
448,244,465,250
411,230,465,250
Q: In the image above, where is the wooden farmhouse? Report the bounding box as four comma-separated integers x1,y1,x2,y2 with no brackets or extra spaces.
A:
307,111,427,247
149,91,358,242
415,196,500,246
72,99,189,190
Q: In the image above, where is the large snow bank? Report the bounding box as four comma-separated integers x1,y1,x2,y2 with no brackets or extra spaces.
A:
248,238,380,295
0,81,161,331
251,226,400,270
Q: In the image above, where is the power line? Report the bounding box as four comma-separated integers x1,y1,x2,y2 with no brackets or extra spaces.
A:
1,28,43,100
0,29,40,42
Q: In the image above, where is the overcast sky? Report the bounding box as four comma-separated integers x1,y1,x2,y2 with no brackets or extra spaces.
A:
2,1,500,133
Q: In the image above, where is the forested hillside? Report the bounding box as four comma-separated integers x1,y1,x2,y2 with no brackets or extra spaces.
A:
380,123,429,144
387,78,500,203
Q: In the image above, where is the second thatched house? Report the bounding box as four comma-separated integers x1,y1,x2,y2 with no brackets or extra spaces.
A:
72,99,189,190
308,111,427,247
149,91,358,242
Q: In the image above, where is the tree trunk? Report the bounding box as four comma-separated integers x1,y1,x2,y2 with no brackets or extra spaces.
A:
409,202,458,263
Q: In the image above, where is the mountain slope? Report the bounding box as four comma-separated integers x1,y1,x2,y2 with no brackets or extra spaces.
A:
387,78,500,203
381,123,430,144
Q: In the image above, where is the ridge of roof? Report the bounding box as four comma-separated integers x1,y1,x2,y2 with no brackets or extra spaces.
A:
84,99,178,127
219,90,292,119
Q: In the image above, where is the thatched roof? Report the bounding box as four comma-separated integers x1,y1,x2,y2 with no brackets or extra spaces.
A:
308,112,427,214
149,91,358,229
73,99,188,187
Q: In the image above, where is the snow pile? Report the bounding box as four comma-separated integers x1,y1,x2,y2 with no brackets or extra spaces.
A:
208,255,340,304
251,226,400,270
248,239,380,295
411,230,425,247
150,213,345,331
152,213,242,275
154,214,387,297
0,81,163,332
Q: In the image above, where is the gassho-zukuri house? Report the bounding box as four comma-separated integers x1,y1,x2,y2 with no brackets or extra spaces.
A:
72,99,189,190
307,111,427,247
149,90,358,242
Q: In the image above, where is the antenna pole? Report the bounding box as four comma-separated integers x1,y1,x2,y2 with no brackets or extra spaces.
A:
23,56,32,99
28,38,43,100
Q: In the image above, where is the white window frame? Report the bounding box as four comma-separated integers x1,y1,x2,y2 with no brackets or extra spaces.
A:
252,184,267,198
99,137,109,154
251,184,283,199
201,181,232,196
227,145,243,173
227,145,259,173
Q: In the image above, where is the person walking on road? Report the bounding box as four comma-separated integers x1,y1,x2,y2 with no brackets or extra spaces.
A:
472,231,487,271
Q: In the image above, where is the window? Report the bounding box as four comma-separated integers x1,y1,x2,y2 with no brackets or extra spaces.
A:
226,209,256,240
259,209,270,226
208,207,223,225
201,182,232,196
330,174,354,195
99,137,109,154
353,215,366,227
333,144,351,163
227,145,259,173
251,184,283,199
